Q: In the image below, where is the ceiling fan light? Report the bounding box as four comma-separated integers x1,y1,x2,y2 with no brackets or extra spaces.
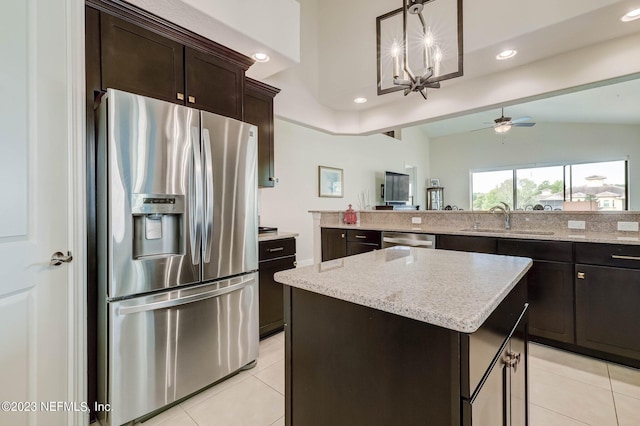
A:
621,8,640,22
494,124,512,134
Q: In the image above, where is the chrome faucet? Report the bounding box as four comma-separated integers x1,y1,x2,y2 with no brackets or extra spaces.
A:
489,202,511,230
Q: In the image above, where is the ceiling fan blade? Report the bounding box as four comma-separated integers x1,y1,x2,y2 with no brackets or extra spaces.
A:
470,126,494,132
512,122,536,127
511,116,532,124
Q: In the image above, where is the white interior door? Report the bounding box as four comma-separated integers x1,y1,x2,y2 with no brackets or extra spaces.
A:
0,0,84,425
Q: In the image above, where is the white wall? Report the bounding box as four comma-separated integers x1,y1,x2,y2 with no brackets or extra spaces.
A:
429,122,640,210
259,119,430,265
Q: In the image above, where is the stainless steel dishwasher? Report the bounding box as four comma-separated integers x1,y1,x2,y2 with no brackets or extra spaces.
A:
381,231,436,249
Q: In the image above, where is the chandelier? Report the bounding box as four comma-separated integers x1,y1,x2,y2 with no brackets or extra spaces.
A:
376,0,463,99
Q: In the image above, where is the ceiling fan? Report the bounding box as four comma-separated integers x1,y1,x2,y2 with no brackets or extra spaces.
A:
474,108,536,134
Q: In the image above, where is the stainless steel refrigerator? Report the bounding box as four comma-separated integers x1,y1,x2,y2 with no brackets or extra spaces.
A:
96,88,259,426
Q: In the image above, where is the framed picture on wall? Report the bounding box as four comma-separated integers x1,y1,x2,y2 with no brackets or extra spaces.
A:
318,166,344,198
430,178,440,187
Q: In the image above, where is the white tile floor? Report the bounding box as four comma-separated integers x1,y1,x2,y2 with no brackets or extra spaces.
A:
138,333,640,426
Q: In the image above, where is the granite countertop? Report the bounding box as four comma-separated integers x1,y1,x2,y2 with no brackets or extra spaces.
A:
275,247,532,333
320,223,640,245
258,231,299,242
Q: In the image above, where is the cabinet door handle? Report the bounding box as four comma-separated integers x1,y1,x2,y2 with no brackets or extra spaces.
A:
341,233,345,238
355,235,367,239
177,92,185,101
268,247,284,253
611,255,640,261
577,272,586,279
188,95,196,103
503,351,522,372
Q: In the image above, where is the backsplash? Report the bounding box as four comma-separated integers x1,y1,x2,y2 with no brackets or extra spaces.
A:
315,210,640,235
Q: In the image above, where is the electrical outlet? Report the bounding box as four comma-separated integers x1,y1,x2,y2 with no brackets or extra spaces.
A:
568,220,586,230
411,217,422,224
617,221,639,232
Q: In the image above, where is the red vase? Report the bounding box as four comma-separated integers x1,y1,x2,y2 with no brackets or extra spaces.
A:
344,204,358,224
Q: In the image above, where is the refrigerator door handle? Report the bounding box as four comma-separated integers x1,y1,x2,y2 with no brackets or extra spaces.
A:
202,127,214,263
117,278,255,315
190,126,203,265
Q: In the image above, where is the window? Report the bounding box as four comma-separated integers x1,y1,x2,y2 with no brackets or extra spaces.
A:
472,170,513,210
471,160,627,211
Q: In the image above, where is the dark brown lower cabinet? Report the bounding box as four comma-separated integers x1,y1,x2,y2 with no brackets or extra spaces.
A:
519,260,574,343
259,238,296,339
321,228,346,261
463,311,527,426
575,264,640,361
437,234,498,254
284,277,528,426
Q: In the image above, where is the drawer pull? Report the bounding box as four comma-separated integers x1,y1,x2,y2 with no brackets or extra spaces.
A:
577,272,586,280
611,255,640,261
268,247,284,253
355,235,367,239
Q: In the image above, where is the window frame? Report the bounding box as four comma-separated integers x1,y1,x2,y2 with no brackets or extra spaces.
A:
469,159,629,211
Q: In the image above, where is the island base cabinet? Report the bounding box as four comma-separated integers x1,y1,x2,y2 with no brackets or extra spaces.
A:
285,287,460,425
463,309,528,426
575,264,640,361
284,278,528,426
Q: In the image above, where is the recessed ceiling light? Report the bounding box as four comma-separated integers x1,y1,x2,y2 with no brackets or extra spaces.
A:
251,52,270,63
621,8,640,22
496,49,517,60
353,97,367,104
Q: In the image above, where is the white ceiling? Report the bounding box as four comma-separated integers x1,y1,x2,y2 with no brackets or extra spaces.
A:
307,0,640,111
417,76,640,138
126,0,640,134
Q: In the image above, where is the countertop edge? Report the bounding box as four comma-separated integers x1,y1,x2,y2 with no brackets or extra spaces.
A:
319,224,640,245
275,250,533,334
258,231,299,242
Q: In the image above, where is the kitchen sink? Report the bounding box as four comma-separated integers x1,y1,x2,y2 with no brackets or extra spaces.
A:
460,228,555,236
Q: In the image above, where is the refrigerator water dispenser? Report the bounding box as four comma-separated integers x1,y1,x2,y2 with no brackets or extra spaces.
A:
131,194,185,259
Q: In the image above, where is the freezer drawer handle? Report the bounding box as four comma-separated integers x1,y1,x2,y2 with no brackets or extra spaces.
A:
382,237,433,247
117,279,254,315
611,254,640,261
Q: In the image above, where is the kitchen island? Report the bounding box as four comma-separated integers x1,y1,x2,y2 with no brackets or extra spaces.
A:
275,247,532,426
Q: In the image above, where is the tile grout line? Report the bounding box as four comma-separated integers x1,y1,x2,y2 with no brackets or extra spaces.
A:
607,363,622,426
528,402,591,425
253,373,285,397
182,406,200,426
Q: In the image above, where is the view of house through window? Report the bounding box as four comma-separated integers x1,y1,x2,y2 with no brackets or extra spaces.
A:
472,160,627,211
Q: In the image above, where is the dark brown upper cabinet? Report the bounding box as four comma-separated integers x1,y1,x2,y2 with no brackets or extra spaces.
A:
185,47,244,120
92,0,255,120
244,78,280,187
100,13,185,105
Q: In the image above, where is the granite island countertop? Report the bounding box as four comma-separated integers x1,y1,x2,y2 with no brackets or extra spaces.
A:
275,247,532,333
